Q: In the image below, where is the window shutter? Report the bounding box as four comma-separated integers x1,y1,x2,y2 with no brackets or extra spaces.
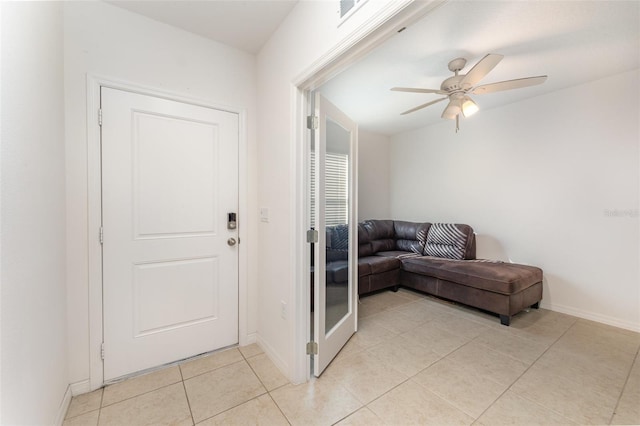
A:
325,153,348,226
310,151,349,228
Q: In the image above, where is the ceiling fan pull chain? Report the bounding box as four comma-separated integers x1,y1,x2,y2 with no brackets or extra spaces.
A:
455,115,460,133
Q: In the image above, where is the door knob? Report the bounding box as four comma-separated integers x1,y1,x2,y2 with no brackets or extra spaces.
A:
227,238,237,246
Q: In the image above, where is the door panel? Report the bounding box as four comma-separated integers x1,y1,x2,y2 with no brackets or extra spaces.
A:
102,87,239,381
313,93,358,376
134,112,218,237
133,257,218,336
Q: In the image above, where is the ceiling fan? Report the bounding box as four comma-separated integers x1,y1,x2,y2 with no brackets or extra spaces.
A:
391,53,547,131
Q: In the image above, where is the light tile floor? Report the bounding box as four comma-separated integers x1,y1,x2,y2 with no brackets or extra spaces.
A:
64,288,640,425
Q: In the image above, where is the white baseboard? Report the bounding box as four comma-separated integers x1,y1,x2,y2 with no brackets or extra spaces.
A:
541,301,640,332
70,379,92,396
242,332,257,346
55,385,72,426
256,334,293,383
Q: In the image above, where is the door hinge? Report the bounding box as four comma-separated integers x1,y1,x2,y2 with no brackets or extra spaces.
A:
98,109,103,126
306,115,318,130
306,341,318,355
306,229,318,243
100,342,105,360
99,227,104,244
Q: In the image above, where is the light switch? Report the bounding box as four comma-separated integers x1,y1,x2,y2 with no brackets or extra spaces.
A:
260,207,269,223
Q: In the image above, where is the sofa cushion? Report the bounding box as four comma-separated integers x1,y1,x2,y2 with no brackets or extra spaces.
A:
358,223,374,257
424,223,475,260
327,248,348,262
376,250,422,260
327,224,349,261
359,255,401,275
362,220,395,253
401,257,542,294
327,224,349,249
358,260,372,278
364,219,395,239
372,239,395,253
394,221,430,254
326,260,348,283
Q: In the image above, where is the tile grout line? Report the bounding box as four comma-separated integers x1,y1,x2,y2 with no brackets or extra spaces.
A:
79,292,638,425
607,344,640,425
100,356,245,423
185,348,291,424
470,317,581,424
344,332,457,426
243,354,273,395
238,344,264,362
326,380,375,425
62,388,104,422
333,293,475,423
382,373,480,423
181,357,246,382
266,390,293,425
100,376,183,409
532,319,636,421
178,365,196,426
190,358,271,425
472,332,546,365
96,388,104,426
408,339,493,422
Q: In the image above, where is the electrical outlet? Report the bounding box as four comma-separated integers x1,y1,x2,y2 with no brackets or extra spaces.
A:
280,300,287,319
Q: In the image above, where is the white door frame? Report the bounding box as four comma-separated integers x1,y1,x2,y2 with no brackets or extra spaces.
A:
87,75,249,390
289,0,445,383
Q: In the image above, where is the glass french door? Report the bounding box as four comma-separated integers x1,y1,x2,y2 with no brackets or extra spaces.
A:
310,92,358,376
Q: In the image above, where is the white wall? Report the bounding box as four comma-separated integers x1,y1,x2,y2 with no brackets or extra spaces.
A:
64,1,258,387
256,0,433,381
358,130,391,220
1,2,69,424
390,70,640,331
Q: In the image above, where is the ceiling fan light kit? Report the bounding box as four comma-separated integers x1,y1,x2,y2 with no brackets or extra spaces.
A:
461,96,478,117
441,99,461,119
392,53,547,132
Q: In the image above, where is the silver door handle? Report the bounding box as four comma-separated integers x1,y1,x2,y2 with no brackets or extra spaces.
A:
227,238,237,246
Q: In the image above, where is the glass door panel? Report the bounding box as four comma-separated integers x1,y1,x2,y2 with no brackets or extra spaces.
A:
325,118,350,334
312,93,358,377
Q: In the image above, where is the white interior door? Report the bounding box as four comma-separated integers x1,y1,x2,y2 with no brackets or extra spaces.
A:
313,93,358,376
101,87,239,381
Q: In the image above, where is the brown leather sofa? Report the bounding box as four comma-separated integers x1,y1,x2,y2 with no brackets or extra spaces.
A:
327,219,543,326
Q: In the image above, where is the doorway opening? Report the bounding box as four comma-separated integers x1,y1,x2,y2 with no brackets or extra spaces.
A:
294,2,444,382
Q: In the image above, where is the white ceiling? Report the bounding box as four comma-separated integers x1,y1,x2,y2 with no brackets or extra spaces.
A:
320,1,640,135
106,0,298,54
106,1,638,135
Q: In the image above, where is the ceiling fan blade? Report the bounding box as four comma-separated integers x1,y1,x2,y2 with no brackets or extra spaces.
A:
460,53,504,89
392,87,447,95
400,97,448,115
472,76,548,94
